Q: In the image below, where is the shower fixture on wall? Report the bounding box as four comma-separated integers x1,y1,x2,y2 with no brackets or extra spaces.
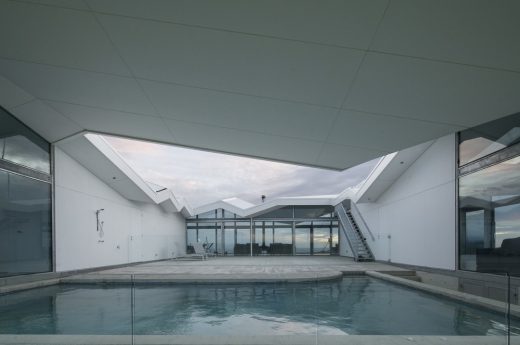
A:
96,209,105,240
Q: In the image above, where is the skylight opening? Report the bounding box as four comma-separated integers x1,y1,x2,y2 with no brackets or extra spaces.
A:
103,135,380,208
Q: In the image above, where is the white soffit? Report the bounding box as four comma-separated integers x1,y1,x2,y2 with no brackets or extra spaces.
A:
57,134,158,203
1,0,519,170
354,141,434,203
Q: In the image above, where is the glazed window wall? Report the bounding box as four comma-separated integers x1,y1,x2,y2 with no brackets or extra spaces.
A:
187,206,338,256
458,112,520,275
0,107,52,277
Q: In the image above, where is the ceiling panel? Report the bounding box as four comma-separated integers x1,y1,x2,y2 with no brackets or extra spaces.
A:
10,99,82,142
0,75,34,109
0,1,129,75
316,143,387,170
328,110,464,152
18,0,90,10
0,59,156,115
48,101,175,143
163,119,323,167
371,0,520,72
88,0,388,49
97,14,363,107
141,79,337,141
345,52,520,127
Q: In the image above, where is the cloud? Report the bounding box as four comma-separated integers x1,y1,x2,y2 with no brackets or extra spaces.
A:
104,135,380,207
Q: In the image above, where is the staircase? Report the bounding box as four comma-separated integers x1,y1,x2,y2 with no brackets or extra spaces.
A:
335,201,374,262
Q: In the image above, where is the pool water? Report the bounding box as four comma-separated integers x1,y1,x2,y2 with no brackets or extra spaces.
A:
0,277,518,336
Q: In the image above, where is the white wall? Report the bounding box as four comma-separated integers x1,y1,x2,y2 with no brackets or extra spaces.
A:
356,134,456,270
54,147,186,272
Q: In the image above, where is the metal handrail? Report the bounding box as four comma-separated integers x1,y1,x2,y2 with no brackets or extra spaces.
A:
350,202,376,242
335,203,361,259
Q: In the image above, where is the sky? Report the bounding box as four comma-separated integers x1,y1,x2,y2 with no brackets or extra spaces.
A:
104,135,380,208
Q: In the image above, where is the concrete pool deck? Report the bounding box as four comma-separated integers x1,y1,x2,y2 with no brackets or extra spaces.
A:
60,256,412,284
57,256,520,319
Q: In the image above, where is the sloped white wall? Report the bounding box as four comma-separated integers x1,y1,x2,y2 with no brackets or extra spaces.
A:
54,147,186,272
356,134,456,270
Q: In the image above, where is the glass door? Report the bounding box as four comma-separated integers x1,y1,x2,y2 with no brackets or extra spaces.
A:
272,222,292,255
313,223,332,255
224,227,234,255
294,221,311,255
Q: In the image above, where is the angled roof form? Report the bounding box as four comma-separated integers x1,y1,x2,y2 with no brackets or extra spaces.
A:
192,194,339,219
57,133,194,216
222,197,255,209
56,132,434,219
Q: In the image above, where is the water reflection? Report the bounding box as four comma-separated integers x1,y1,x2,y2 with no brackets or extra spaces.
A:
0,278,518,336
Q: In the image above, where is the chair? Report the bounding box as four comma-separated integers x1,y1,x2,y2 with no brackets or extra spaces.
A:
192,242,208,260
176,242,206,260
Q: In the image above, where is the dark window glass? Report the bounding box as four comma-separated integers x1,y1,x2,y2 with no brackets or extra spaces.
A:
196,210,217,219
186,229,197,246
294,221,311,255
197,228,216,250
313,226,331,255
331,222,339,255
459,112,520,166
255,206,293,219
459,156,520,273
294,205,334,218
235,229,251,256
0,108,50,173
223,210,235,219
272,224,292,255
221,228,232,255
0,171,52,277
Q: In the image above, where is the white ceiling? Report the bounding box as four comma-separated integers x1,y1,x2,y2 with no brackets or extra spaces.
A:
1,0,520,170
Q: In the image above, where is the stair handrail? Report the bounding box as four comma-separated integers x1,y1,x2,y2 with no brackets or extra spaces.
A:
346,205,375,260
350,202,375,242
335,203,359,259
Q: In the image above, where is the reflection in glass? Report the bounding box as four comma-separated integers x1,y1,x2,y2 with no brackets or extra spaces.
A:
459,112,520,166
220,227,231,255
186,228,197,246
272,224,293,255
197,227,216,252
459,156,520,273
295,222,311,255
294,206,334,219
186,207,338,256
331,224,339,255
0,171,52,277
223,210,235,219
196,210,216,219
313,227,331,255
235,228,251,256
0,108,50,173
255,206,293,219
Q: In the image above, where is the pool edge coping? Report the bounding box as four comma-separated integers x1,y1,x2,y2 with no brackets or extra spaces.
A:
367,270,520,318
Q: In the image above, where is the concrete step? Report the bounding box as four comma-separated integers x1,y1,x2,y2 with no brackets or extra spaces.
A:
381,270,422,282
400,275,422,282
383,270,417,276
